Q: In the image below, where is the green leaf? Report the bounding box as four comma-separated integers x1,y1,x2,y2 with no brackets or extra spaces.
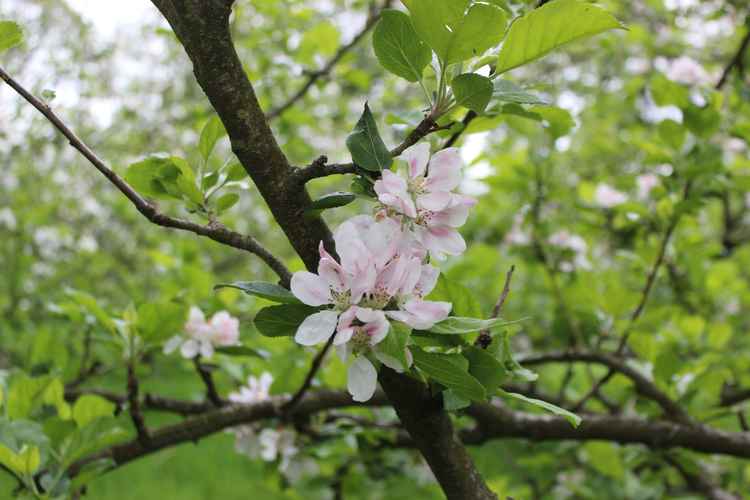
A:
657,119,686,150
376,322,411,371
493,79,548,105
444,3,508,64
532,105,575,138
442,389,471,411
307,192,357,212
427,274,482,318
198,116,226,162
499,332,538,382
584,442,624,479
125,156,201,203
253,304,319,338
224,162,247,182
0,444,39,476
214,281,301,304
72,395,116,428
215,345,267,359
0,21,23,52
452,73,493,113
215,192,240,214
298,22,340,65
201,171,220,191
136,301,188,342
346,103,392,171
411,347,486,401
429,316,524,334
500,390,581,428
7,375,70,420
373,9,432,82
496,0,623,74
60,417,128,467
464,346,507,394
402,0,470,61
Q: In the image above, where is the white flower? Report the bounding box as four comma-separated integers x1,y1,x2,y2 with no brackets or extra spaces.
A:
163,306,240,359
666,56,709,86
228,372,273,404
594,183,627,208
0,208,17,230
548,230,590,271
636,174,659,199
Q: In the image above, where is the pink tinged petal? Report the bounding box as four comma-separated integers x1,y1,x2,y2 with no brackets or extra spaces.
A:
291,271,331,307
398,257,423,296
415,264,440,297
417,191,452,211
294,310,339,346
350,263,376,304
334,328,354,345
424,226,466,257
347,356,378,402
381,169,409,194
425,148,462,192
210,311,240,346
431,196,475,227
185,306,207,336
402,299,452,330
401,142,430,179
355,308,390,345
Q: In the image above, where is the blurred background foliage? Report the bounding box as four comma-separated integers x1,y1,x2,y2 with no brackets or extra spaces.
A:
1,0,750,498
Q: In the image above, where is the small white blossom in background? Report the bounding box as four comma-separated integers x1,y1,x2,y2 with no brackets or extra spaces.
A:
505,210,531,246
636,174,660,199
163,306,239,359
594,183,627,208
666,56,709,86
228,372,273,404
548,230,591,271
0,208,17,230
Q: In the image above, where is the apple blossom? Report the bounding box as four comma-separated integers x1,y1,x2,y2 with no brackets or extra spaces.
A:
163,306,240,359
374,143,476,259
636,174,659,199
228,372,273,404
548,230,591,272
594,183,627,208
666,56,709,86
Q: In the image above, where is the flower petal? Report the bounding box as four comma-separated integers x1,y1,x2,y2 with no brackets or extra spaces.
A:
294,310,339,346
415,264,440,297
180,339,199,359
163,335,183,355
425,148,462,192
291,271,331,307
417,191,452,211
400,299,452,330
401,142,430,179
347,356,378,402
422,225,466,257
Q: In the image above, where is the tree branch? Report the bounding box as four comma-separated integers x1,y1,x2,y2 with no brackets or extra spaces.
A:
193,357,224,407
475,265,515,349
282,336,335,414
716,22,750,90
0,65,292,286
267,0,393,120
126,362,151,446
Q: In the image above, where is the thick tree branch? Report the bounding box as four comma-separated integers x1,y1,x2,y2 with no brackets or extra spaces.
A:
126,362,151,446
267,0,393,120
0,66,292,286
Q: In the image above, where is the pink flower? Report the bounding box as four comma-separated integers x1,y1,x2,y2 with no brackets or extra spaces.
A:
374,143,475,259
210,311,240,346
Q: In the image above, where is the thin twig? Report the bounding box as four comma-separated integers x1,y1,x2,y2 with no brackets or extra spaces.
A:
267,0,393,120
0,66,292,286
282,335,336,414
193,357,224,407
715,24,750,90
475,265,515,349
126,362,151,446
442,111,478,149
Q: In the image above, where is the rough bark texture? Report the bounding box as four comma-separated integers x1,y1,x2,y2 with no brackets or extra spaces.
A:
150,1,498,498
380,368,498,500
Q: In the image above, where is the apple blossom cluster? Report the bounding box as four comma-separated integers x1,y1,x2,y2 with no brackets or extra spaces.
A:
227,372,318,482
290,143,475,402
163,306,240,359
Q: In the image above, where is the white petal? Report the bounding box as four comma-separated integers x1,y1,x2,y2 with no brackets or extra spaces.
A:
347,357,378,402
415,265,440,297
401,142,430,179
375,349,406,372
200,340,214,359
180,339,199,359
424,226,466,256
417,191,452,211
163,335,183,355
291,271,332,306
403,299,451,330
294,310,339,346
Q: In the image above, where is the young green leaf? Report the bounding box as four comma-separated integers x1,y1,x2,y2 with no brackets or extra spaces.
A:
493,79,549,105
307,192,357,211
224,162,247,181
429,316,525,334
452,73,493,113
198,116,226,162
373,9,432,82
136,301,188,342
401,0,470,61
0,21,23,52
214,281,301,304
444,3,508,64
497,0,623,74
215,192,240,214
411,347,486,401
253,304,319,337
499,331,538,382
427,274,482,318
346,104,392,171
500,390,582,428
215,345,268,359
442,389,471,411
72,395,116,428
